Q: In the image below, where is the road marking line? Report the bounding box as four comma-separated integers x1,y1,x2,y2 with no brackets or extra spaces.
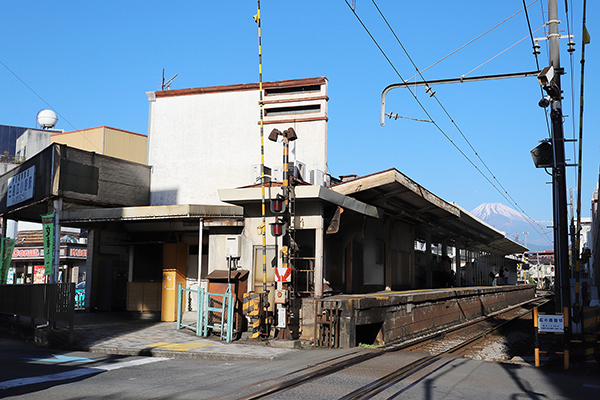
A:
146,342,215,351
0,357,169,390
583,384,599,389
27,354,96,363
0,368,104,390
99,357,170,371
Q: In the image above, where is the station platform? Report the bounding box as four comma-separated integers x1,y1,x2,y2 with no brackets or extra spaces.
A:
0,285,536,359
322,284,536,347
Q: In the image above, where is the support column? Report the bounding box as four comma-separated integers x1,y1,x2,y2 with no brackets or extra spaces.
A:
455,246,461,287
425,229,432,288
384,217,394,289
53,198,62,283
315,212,324,297
128,245,134,283
198,218,204,282
441,240,448,259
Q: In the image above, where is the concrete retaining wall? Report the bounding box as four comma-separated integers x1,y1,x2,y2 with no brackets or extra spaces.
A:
322,285,535,348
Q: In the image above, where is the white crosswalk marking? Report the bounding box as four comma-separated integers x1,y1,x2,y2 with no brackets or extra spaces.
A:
0,357,170,390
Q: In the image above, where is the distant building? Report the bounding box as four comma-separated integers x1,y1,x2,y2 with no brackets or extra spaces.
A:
16,126,148,165
525,250,554,288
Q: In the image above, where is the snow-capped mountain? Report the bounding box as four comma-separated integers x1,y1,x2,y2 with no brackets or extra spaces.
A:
470,203,553,251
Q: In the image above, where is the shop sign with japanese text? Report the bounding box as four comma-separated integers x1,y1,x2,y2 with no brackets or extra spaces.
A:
7,166,35,207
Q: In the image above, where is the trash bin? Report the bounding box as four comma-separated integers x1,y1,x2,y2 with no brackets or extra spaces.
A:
205,270,249,335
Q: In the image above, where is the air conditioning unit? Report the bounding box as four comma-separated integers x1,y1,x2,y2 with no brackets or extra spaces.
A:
250,165,271,184
294,161,306,181
272,166,283,182
273,163,298,182
309,169,325,186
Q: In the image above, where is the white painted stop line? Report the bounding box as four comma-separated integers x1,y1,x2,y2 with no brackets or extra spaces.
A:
0,357,170,390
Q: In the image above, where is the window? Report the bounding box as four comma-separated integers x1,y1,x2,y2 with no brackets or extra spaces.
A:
264,104,320,117
265,84,321,96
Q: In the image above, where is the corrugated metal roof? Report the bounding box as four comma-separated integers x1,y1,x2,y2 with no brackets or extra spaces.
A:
60,204,243,223
330,168,527,255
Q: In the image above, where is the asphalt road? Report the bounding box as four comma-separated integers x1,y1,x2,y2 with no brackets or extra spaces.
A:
2,330,599,399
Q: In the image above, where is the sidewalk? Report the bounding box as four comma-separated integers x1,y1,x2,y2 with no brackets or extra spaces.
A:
7,311,314,361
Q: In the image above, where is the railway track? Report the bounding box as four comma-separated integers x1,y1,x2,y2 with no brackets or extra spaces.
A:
216,295,550,400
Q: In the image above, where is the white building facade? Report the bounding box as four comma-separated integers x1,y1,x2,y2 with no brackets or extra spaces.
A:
147,77,329,206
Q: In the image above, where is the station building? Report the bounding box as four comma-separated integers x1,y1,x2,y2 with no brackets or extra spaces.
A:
0,77,529,344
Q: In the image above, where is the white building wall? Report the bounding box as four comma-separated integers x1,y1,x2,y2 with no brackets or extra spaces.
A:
147,78,328,206
15,129,51,160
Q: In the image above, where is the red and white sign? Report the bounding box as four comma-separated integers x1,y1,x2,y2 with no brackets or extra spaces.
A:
12,248,41,258
33,265,46,283
274,267,291,282
69,248,87,258
11,246,87,259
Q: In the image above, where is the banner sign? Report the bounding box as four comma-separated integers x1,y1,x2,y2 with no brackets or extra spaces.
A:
42,214,54,276
0,237,16,284
7,165,35,207
33,265,46,284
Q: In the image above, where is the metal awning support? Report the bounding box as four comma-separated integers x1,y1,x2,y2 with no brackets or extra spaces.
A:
380,70,541,126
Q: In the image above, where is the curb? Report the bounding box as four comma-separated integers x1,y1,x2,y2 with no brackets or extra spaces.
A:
80,345,283,361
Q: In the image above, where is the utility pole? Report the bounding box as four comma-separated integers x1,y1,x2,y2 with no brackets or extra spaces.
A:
547,0,571,317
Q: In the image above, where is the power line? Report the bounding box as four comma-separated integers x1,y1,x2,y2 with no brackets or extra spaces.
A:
0,60,77,131
1,59,102,153
563,0,578,193
371,0,550,244
404,0,541,82
345,0,551,245
521,0,553,139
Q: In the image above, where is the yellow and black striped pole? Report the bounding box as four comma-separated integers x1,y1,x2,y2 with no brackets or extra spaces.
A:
533,306,540,367
254,0,269,336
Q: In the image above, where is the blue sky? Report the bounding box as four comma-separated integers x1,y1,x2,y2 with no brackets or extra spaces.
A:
1,1,598,230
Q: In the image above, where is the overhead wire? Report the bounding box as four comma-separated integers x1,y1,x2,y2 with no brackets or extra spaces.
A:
0,60,77,131
404,1,540,82
521,0,552,138
575,0,589,264
461,26,546,79
1,59,103,154
368,0,551,245
563,0,578,194
343,0,550,244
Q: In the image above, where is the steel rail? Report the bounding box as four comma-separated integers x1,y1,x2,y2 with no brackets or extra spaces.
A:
342,297,551,400
229,295,550,400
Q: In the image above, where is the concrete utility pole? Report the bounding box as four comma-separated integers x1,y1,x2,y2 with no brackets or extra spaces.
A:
547,0,571,315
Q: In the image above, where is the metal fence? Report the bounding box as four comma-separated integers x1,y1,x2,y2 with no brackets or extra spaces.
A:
176,284,235,342
0,283,75,343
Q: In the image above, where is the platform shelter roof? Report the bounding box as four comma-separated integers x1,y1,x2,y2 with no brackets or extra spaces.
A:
330,168,527,255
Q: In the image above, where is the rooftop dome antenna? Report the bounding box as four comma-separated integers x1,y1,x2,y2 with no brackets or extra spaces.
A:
36,109,58,129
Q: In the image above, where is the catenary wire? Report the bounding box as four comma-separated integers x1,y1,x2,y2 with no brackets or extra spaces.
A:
345,0,550,244
461,26,546,78
403,0,541,82
521,0,552,139
369,0,551,244
563,0,578,194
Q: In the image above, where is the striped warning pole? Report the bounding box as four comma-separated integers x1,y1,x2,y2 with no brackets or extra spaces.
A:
254,0,268,336
243,292,263,339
